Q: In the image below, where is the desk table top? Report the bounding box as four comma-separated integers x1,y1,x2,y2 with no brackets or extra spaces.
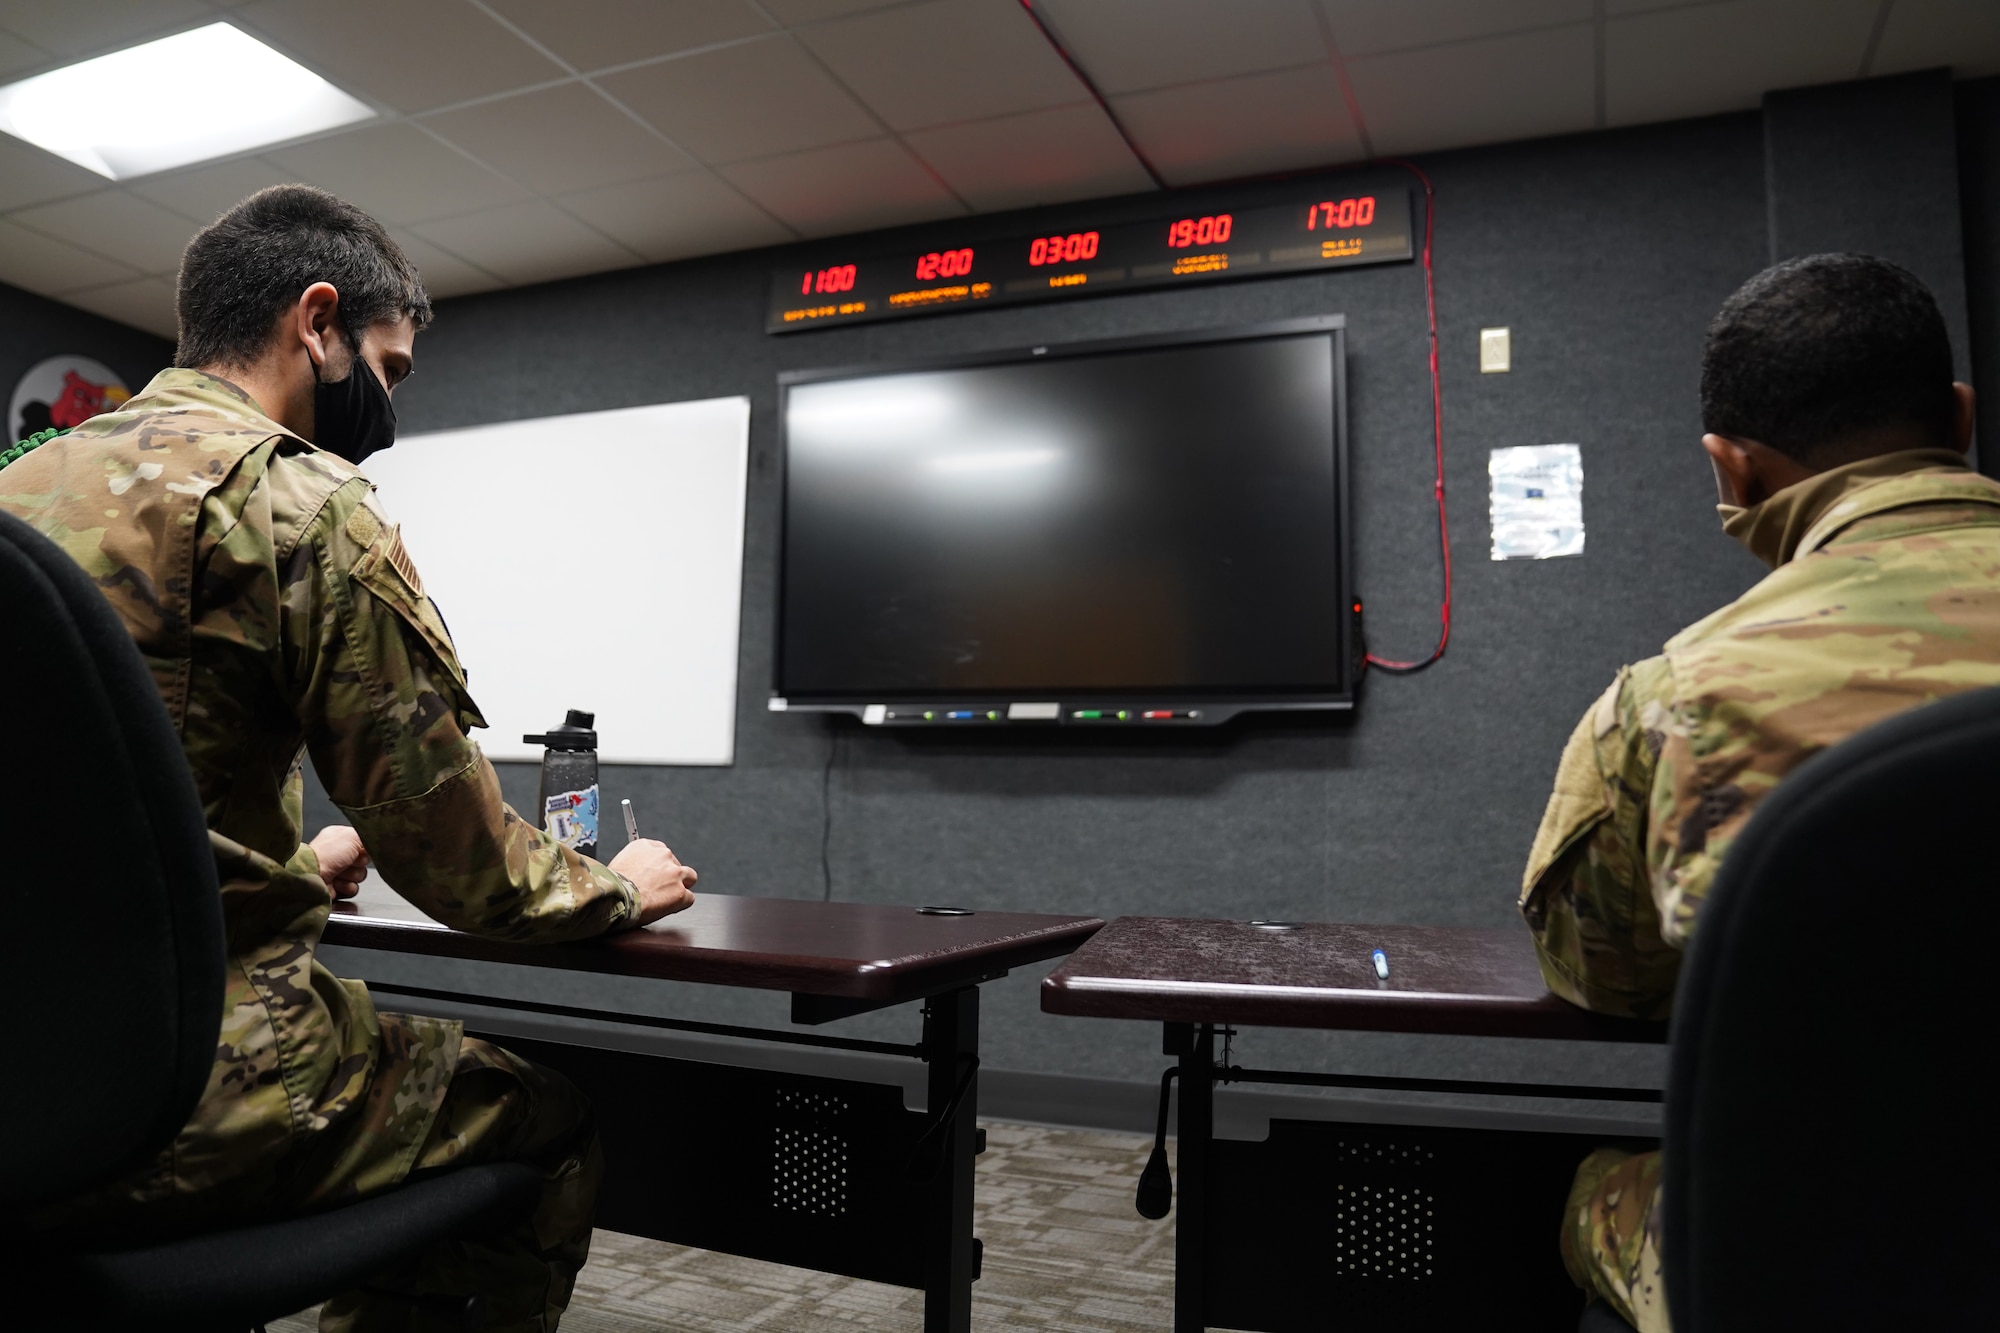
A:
1041,916,1665,1042
326,881,1102,1003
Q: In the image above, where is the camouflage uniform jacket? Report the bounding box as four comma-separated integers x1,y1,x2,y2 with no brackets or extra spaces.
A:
0,369,638,1231
1521,448,2000,1017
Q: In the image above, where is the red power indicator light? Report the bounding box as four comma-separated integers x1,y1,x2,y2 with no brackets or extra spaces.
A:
1029,230,1099,266
1167,214,1232,248
1307,196,1376,230
801,264,857,295
915,247,974,280
1143,710,1173,719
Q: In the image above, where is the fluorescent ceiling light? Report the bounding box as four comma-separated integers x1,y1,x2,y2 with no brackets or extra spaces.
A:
0,23,374,179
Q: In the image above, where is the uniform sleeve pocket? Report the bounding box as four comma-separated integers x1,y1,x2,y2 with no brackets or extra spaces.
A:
349,520,489,731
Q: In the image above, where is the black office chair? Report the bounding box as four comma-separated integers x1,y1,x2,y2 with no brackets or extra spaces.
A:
0,509,541,1331
1579,684,2000,1332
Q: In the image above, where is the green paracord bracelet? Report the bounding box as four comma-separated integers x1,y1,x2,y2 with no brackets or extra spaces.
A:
0,426,69,469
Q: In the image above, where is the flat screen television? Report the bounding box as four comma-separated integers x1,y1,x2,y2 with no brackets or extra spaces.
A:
774,317,1353,727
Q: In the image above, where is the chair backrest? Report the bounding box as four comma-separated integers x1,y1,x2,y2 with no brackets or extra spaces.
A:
1664,684,2000,1331
0,510,223,1212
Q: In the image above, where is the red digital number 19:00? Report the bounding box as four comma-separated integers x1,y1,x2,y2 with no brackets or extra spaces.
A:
1167,214,1231,248
1028,231,1099,266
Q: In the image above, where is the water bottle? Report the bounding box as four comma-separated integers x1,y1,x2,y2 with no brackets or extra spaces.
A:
524,708,599,860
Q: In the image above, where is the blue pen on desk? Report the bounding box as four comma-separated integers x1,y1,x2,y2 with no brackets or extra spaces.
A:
1372,948,1389,980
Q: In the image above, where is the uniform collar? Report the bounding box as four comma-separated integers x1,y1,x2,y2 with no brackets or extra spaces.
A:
116,368,305,445
1719,448,1977,568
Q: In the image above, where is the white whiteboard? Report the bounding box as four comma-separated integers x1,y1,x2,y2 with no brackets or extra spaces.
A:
360,396,750,765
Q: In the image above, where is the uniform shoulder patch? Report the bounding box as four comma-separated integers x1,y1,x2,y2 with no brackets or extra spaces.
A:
1592,671,1626,739
385,526,423,597
344,502,381,550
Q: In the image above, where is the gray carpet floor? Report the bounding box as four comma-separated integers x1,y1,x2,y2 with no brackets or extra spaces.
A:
268,1122,1177,1332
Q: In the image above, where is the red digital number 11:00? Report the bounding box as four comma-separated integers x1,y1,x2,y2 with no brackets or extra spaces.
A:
801,264,856,295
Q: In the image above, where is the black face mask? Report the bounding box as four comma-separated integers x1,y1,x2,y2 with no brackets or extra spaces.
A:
313,336,397,465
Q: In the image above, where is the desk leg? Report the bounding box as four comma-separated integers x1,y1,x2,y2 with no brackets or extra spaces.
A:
1170,1023,1214,1333
922,986,979,1333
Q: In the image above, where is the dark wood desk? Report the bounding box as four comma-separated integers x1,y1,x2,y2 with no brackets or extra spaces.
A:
1042,916,1664,1333
1042,915,1666,1042
328,887,1100,1333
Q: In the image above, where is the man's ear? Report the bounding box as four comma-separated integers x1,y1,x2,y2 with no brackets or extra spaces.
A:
295,282,342,372
1952,382,1976,455
1702,433,1757,506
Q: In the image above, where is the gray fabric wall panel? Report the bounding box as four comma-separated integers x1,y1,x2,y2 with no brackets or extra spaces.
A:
1958,76,2000,477
309,109,1776,1096
1765,69,1972,379
0,281,173,435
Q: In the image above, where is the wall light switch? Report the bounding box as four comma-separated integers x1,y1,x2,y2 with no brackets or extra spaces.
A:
1480,326,1511,373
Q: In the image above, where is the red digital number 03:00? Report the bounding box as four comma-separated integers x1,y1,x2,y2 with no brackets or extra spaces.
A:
801,264,857,295
1306,196,1376,229
1028,231,1099,266
915,248,974,281
1167,214,1231,248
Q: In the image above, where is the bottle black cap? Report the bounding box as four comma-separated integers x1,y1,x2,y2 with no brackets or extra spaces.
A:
523,708,597,750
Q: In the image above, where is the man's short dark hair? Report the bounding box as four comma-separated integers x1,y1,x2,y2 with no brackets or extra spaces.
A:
175,185,432,369
1700,253,1956,466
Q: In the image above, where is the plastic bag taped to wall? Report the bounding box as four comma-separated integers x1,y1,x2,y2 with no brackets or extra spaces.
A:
1489,443,1584,560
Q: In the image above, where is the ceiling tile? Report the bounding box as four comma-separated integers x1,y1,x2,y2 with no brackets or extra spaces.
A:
408,200,639,286
1109,63,1363,188
0,216,142,294
0,0,211,59
1871,0,2000,80
557,171,794,263
1038,0,1326,95
1347,23,1596,156
0,25,49,76
597,34,880,164
421,83,695,195
61,276,179,339
386,228,505,300
1603,1,1720,12
482,0,772,72
719,137,964,238
759,0,907,22
266,123,530,225
128,156,299,224
1319,0,1594,59
233,0,565,114
1606,0,1881,126
904,104,1155,211
12,191,201,274
796,0,1083,131
0,135,108,212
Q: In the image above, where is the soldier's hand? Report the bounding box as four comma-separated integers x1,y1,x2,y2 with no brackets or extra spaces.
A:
309,825,370,901
610,838,698,926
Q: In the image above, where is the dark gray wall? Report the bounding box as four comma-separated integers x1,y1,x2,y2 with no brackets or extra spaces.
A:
314,71,1990,1103
1,280,173,440
1959,76,2000,475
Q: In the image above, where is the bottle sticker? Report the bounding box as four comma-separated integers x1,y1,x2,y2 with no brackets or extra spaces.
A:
544,784,600,850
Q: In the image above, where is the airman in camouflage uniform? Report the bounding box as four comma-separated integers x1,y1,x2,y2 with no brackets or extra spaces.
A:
0,186,691,1331
1519,256,1998,1332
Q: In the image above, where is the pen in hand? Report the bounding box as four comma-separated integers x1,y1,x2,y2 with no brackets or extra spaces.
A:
622,798,640,845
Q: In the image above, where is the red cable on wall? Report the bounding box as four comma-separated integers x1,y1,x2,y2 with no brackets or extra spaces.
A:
1365,159,1452,674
